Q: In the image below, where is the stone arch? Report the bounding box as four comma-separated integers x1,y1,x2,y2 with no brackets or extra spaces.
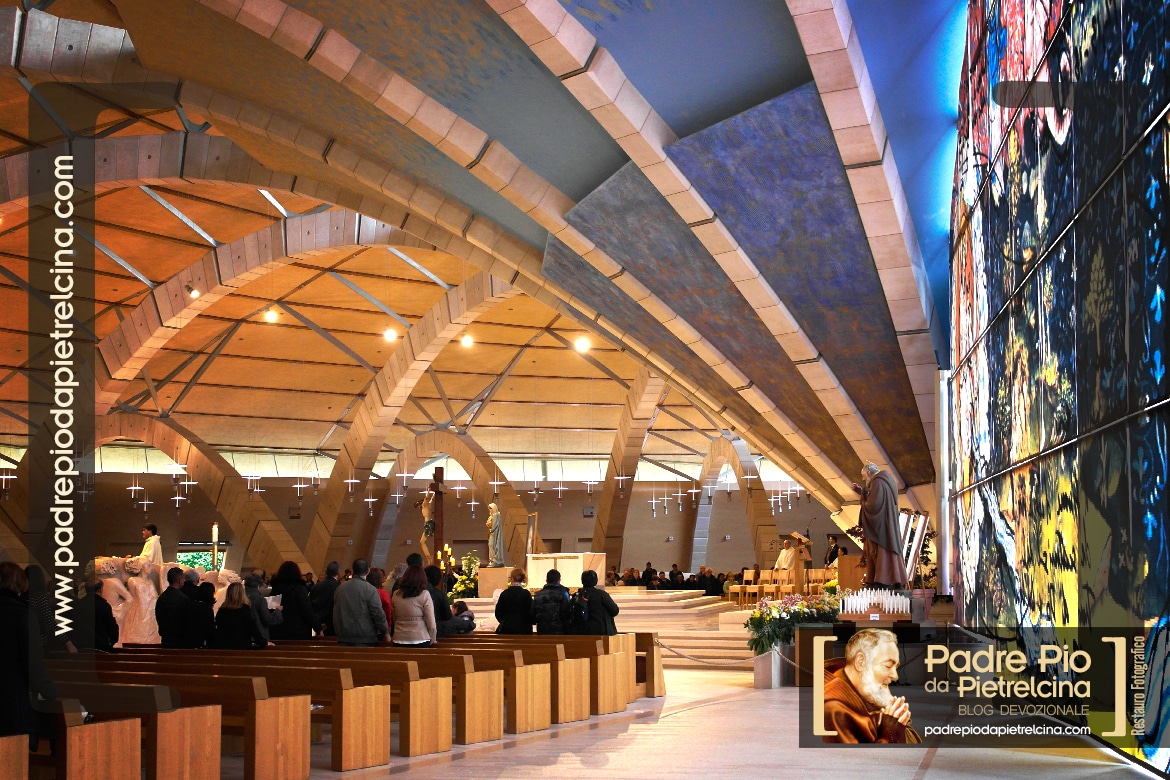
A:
3,413,308,574
682,435,776,570
590,367,666,564
306,273,520,568
365,429,539,573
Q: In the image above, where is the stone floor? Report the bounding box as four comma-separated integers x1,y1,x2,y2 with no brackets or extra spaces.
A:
216,667,1149,779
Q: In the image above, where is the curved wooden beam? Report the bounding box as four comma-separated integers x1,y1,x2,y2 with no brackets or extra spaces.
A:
367,429,537,573
1,3,854,511
93,207,401,412
683,436,776,570
590,367,666,566
304,272,520,569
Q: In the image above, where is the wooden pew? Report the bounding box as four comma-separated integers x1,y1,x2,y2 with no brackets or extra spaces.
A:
49,671,308,780
0,734,28,780
277,651,496,746
51,680,219,780
636,632,667,697
440,635,625,716
102,650,446,757
119,648,468,751
607,633,638,703
315,646,549,736
71,658,390,771
28,699,140,780
433,638,589,723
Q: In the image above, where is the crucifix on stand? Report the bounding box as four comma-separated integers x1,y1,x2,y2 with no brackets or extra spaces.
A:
429,467,446,563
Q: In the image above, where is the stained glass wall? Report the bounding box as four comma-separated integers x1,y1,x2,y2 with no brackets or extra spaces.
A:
949,0,1168,769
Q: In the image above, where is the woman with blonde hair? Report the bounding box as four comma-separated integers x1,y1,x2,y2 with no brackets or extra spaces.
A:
213,582,269,648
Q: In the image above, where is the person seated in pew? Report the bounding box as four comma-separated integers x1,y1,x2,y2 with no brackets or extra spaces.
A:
390,564,436,647
334,558,389,647
213,582,271,649
446,600,476,634
0,561,60,750
530,569,570,634
73,578,119,652
494,567,533,635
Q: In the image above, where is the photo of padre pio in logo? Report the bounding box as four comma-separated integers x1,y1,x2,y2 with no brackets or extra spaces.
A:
823,628,922,743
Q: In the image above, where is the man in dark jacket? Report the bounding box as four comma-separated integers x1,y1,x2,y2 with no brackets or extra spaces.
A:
310,560,341,636
494,567,533,634
572,570,619,636
531,569,570,634
156,566,200,648
424,565,455,635
181,568,201,601
641,562,655,587
73,579,119,652
245,569,282,644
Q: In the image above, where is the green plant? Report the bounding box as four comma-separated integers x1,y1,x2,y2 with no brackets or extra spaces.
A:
448,551,480,600
914,525,938,589
744,593,841,655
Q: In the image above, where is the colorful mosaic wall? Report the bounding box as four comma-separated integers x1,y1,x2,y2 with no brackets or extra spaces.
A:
949,0,1168,769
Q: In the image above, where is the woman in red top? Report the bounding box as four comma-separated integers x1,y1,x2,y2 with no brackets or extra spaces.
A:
369,568,392,629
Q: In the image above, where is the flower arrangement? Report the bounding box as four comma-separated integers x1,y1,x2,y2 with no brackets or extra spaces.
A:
823,579,839,595
744,592,842,655
448,550,480,600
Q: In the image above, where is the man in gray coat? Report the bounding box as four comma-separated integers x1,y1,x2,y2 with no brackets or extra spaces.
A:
332,558,388,646
245,569,281,644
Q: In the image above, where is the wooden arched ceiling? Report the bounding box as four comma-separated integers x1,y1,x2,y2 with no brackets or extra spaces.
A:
0,0,948,546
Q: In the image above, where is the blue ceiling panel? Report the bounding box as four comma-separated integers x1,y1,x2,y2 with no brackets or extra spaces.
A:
561,0,813,137
283,0,629,202
563,162,862,478
542,234,845,503
666,83,934,487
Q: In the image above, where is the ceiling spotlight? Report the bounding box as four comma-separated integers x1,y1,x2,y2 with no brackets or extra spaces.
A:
460,334,473,347
264,308,278,323
185,284,199,299
383,328,397,342
574,336,590,352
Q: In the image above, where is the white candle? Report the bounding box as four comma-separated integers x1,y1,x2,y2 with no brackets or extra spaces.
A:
212,522,219,544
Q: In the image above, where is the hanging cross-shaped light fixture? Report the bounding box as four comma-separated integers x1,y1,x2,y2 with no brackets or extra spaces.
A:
614,471,630,498
127,473,144,507
687,482,702,508
0,469,15,501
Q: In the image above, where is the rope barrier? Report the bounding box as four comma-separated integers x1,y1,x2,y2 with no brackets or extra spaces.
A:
652,637,757,666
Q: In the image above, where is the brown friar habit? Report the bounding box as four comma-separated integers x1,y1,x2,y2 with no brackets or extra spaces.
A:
860,469,908,587
822,667,920,743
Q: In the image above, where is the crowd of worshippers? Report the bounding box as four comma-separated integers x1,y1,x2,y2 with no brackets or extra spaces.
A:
8,553,479,655
145,553,479,649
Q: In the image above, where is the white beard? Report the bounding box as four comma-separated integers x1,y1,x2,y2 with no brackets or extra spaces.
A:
857,668,893,709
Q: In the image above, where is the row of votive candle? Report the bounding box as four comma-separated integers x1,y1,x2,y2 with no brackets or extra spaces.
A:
841,589,910,614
